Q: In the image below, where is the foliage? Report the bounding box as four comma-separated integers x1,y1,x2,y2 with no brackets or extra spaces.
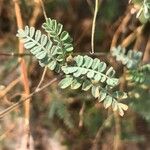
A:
131,0,150,23
17,18,128,116
59,55,128,116
49,99,74,129
1,1,150,149
127,63,150,83
129,86,150,122
112,45,150,123
100,0,120,22
111,46,150,84
17,18,73,72
83,107,103,136
111,46,143,69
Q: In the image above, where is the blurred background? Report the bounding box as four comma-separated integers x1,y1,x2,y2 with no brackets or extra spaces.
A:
0,0,150,150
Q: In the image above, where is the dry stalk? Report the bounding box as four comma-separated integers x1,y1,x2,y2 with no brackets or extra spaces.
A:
91,0,100,54
143,37,150,62
92,114,113,150
0,78,58,119
121,26,143,48
0,77,20,99
79,102,85,128
113,70,127,150
13,0,30,148
111,12,132,48
113,112,121,150
35,66,48,91
29,0,42,26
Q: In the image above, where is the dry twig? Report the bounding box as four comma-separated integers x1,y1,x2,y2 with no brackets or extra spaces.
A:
0,78,58,119
143,37,150,62
121,26,143,48
0,78,20,99
92,114,113,150
35,66,48,91
111,12,132,48
29,0,42,26
79,102,85,128
13,0,30,126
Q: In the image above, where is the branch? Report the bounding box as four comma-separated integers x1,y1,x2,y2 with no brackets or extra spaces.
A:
79,102,85,128
35,66,48,91
121,26,143,48
29,0,42,26
92,114,113,150
0,77,21,99
39,0,47,20
13,0,30,126
0,77,58,119
0,52,31,57
143,37,150,63
91,0,100,54
0,52,108,57
113,112,121,150
111,11,132,49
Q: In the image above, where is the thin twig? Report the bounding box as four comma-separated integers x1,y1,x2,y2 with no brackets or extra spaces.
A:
32,0,48,93
111,12,132,49
0,52,31,57
35,66,48,91
29,0,42,26
113,69,127,150
133,24,144,50
0,52,108,57
0,78,58,119
75,26,91,48
79,102,85,128
121,26,143,48
143,37,150,63
113,112,121,150
39,0,47,20
0,77,21,99
91,0,100,54
87,0,94,14
92,114,113,150
0,125,15,141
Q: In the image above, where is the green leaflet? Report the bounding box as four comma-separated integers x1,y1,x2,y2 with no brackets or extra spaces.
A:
60,54,128,116
17,18,128,116
131,0,150,23
82,80,92,91
49,100,74,129
17,27,49,61
103,95,113,109
127,64,150,84
92,86,100,98
71,78,82,89
111,46,143,69
98,89,128,116
112,91,128,99
17,18,73,72
60,55,128,116
58,75,128,116
112,46,150,85
117,103,128,116
136,0,150,23
42,18,73,53
62,55,119,87
59,76,73,89
99,89,107,102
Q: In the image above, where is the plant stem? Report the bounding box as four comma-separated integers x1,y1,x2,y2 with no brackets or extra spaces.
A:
0,78,58,119
13,0,30,127
91,0,100,54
